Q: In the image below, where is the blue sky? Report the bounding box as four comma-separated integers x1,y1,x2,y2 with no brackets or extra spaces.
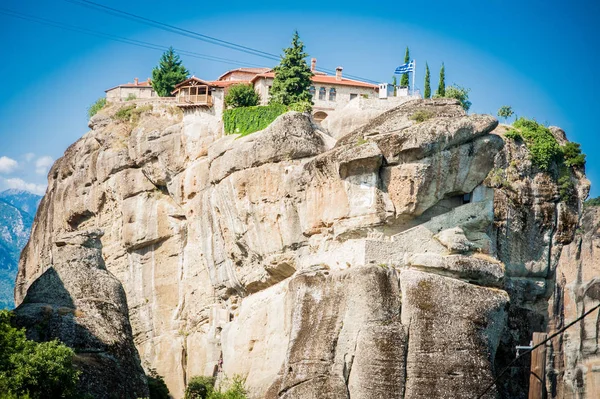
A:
0,0,598,196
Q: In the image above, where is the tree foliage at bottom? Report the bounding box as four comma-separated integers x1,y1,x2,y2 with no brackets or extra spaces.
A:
0,310,80,399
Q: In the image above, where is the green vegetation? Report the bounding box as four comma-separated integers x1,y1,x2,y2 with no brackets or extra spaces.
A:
125,93,137,101
147,370,170,399
444,85,471,111
269,31,313,106
561,142,586,168
410,110,434,123
400,47,410,87
224,84,260,109
151,47,190,97
584,196,600,207
504,129,522,140
223,103,287,136
391,75,397,96
436,63,445,97
497,105,514,122
558,166,575,203
423,63,431,99
183,375,247,399
185,376,216,399
87,97,107,119
288,101,313,113
0,310,80,399
114,104,153,124
511,118,562,170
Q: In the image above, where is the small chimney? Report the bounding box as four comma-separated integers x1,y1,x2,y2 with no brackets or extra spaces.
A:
335,67,343,81
147,77,151,84
311,58,317,72
134,77,139,85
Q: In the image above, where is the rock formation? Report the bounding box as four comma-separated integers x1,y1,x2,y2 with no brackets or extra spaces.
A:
547,206,600,398
14,98,590,398
14,229,148,398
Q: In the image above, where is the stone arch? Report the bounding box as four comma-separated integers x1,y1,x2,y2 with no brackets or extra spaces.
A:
313,111,328,123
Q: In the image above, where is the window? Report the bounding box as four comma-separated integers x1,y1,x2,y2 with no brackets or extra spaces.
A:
329,88,336,101
350,93,358,100
318,87,326,101
309,86,316,98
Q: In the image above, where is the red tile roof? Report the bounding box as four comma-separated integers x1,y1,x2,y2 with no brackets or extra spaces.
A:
251,72,377,89
217,67,271,81
105,79,153,92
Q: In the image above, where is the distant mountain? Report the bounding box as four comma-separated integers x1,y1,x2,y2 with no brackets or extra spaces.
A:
0,189,42,216
0,190,41,309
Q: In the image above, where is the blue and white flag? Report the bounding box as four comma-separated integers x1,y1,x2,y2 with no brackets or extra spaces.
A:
395,60,415,74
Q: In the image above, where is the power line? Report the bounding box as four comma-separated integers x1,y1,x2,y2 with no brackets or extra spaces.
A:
63,0,281,61
62,0,380,84
476,301,600,399
0,8,269,69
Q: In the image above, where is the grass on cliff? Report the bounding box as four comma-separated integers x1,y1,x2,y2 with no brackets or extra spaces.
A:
87,97,107,119
113,104,154,124
504,117,586,171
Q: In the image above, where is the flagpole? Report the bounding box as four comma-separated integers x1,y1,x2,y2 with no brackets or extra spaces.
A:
412,60,416,96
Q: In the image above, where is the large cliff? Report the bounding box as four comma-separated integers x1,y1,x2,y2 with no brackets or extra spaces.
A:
15,98,590,398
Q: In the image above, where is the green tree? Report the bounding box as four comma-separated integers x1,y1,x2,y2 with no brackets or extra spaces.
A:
497,105,514,122
0,310,80,399
445,85,471,111
436,63,445,97
185,376,216,399
224,84,260,108
147,371,170,399
269,31,314,106
424,63,431,99
391,76,397,96
151,47,190,97
400,47,410,87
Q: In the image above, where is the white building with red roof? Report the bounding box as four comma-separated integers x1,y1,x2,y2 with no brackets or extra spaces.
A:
251,58,379,122
105,77,156,102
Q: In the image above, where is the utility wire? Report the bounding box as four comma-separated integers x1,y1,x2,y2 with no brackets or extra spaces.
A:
476,302,600,399
0,8,269,69
63,0,281,61
62,0,380,84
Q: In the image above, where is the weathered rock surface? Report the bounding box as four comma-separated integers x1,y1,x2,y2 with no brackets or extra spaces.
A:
14,99,591,398
14,229,148,399
546,206,600,398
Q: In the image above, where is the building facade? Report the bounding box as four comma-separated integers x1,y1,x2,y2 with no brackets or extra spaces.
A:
251,59,378,122
105,78,156,102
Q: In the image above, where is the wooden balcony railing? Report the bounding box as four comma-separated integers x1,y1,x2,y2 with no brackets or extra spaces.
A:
177,94,213,106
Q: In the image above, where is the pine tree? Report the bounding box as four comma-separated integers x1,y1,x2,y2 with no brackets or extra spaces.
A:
436,63,445,97
269,31,314,106
400,47,410,87
424,63,431,99
151,47,190,97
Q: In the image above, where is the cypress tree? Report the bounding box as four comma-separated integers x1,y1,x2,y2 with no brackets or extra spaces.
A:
151,47,190,97
269,31,314,105
424,63,431,99
400,46,410,87
391,75,397,96
436,63,445,97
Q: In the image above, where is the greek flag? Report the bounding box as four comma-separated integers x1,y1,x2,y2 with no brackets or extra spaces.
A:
395,60,414,74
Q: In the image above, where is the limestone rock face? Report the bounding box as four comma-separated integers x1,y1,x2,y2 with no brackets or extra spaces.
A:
15,99,590,398
14,229,148,399
547,206,600,398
